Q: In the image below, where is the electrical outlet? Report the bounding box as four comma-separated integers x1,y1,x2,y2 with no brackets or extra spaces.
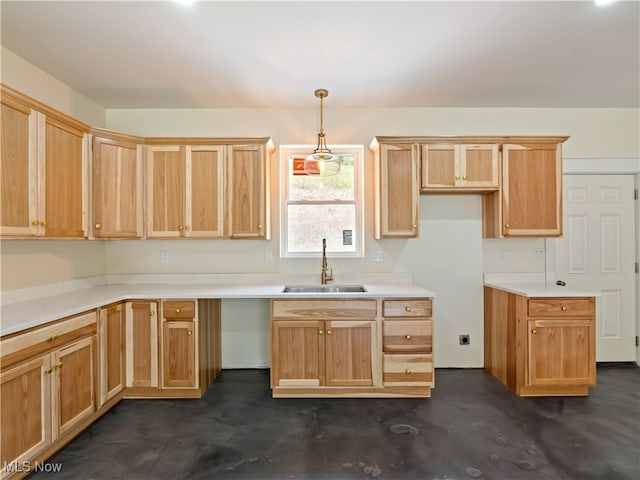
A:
161,250,170,264
534,248,545,260
257,360,269,368
497,250,505,261
372,250,384,262
264,251,273,263
459,334,470,346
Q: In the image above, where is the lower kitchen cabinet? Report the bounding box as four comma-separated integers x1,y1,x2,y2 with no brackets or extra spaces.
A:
270,299,377,396
484,287,596,396
382,299,434,396
161,300,197,388
98,302,125,405
125,300,159,388
0,311,97,479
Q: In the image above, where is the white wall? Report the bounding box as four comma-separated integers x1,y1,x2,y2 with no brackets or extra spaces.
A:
2,49,639,368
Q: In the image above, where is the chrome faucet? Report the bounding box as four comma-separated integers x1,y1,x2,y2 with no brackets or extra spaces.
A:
321,238,333,284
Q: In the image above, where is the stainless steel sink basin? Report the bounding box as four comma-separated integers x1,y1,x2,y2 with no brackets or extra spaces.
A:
282,285,367,293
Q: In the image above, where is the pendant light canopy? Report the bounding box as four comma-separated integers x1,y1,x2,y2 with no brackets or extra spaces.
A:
305,89,341,176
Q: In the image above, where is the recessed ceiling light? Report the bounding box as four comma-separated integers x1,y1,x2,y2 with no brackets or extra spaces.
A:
595,0,617,6
174,0,197,6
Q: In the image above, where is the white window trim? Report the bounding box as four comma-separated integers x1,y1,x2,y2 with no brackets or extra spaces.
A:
279,145,364,258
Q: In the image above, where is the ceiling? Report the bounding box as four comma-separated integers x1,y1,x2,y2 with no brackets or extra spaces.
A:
1,1,638,109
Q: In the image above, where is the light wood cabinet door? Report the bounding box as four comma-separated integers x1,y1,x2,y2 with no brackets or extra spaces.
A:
54,335,96,437
162,321,196,388
271,320,324,388
527,319,595,387
0,95,39,236
125,301,159,387
501,143,562,237
227,144,269,239
92,132,143,238
324,320,374,387
421,144,498,191
43,116,86,238
186,145,225,238
375,143,419,238
146,145,186,238
98,303,125,405
0,355,52,470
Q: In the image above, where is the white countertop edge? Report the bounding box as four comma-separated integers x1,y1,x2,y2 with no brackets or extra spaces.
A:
484,281,600,298
1,282,437,337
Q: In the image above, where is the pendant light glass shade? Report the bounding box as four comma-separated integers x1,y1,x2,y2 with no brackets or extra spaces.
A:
305,89,340,176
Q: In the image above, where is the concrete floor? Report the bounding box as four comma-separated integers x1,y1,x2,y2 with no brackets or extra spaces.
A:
29,365,639,480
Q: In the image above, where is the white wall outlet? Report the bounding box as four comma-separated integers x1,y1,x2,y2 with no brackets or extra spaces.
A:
372,250,384,262
497,249,505,261
534,248,545,260
264,250,273,263
161,250,170,264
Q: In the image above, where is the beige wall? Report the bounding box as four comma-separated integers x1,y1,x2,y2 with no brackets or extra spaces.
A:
2,49,638,367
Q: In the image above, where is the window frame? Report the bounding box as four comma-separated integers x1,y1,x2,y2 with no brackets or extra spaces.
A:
279,145,364,258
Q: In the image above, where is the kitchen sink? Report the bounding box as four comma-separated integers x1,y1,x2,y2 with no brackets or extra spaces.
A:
282,285,367,293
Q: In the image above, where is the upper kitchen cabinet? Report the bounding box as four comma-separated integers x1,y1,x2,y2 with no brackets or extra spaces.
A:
1,85,89,238
483,137,567,238
145,138,272,240
370,138,420,239
421,142,499,192
145,141,225,239
227,142,272,239
91,129,144,239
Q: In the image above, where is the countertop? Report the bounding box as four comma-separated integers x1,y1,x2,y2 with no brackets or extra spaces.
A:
484,281,600,298
0,282,436,337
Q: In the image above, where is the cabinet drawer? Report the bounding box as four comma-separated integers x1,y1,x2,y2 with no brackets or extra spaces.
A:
163,300,196,320
383,320,432,353
528,298,595,317
383,354,433,385
383,299,432,318
1,311,97,368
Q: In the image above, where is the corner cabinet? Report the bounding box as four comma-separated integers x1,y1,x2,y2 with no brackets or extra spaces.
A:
91,129,144,239
1,85,89,238
483,138,567,238
370,138,420,238
484,287,596,396
145,138,272,239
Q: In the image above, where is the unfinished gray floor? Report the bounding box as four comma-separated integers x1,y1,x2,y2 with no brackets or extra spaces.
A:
29,365,639,480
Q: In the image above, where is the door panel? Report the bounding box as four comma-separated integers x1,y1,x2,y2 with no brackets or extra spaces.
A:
555,175,636,361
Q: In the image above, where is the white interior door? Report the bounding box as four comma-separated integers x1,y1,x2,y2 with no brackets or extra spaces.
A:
555,174,636,362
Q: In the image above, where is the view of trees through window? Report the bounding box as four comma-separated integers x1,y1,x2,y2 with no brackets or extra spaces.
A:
282,148,363,256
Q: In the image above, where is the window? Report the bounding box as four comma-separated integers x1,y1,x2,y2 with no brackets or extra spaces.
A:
280,145,364,258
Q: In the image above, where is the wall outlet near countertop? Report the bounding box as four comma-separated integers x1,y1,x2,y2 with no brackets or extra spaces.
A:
372,250,384,262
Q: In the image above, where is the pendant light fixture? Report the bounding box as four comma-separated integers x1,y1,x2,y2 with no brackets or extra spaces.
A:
305,89,341,176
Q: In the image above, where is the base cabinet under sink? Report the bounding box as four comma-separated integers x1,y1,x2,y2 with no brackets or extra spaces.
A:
270,298,434,398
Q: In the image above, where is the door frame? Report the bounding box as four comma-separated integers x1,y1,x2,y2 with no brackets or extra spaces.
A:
545,156,640,365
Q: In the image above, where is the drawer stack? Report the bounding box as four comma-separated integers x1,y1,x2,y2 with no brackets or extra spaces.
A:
382,299,434,388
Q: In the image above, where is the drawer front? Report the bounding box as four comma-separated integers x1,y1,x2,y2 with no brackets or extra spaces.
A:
383,320,432,353
271,299,377,320
163,300,196,320
383,354,433,386
383,299,432,318
528,298,595,317
1,311,97,368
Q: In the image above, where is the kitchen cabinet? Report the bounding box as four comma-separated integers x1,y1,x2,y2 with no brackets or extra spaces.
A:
125,300,159,388
145,143,225,238
0,311,97,476
227,143,270,239
91,129,144,238
1,85,89,238
370,138,420,238
270,299,377,396
382,299,434,396
98,303,125,406
484,287,596,396
421,143,499,192
483,139,566,237
161,300,197,388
